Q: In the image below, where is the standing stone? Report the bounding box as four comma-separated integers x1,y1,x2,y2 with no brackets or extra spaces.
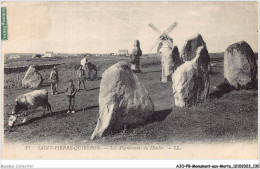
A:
224,41,257,89
181,34,206,61
91,62,154,139
172,46,210,107
171,46,183,73
22,65,43,89
130,40,142,73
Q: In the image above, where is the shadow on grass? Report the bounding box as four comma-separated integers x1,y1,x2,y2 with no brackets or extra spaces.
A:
86,87,100,91
98,108,173,138
9,105,99,129
41,83,51,87
210,57,223,62
87,77,102,81
149,108,172,123
209,83,233,99
210,80,258,99
142,70,161,74
50,87,100,95
126,108,172,130
76,105,99,112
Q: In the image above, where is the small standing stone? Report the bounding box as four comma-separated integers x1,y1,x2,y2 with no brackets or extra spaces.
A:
22,65,43,89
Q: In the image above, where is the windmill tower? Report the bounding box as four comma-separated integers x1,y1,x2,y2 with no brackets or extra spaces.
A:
149,22,178,52
148,22,180,83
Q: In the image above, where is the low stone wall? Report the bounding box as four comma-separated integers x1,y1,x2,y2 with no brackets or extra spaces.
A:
4,63,62,74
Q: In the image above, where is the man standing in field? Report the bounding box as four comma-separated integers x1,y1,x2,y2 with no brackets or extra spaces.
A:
66,80,77,114
50,66,59,95
77,65,86,91
130,40,142,73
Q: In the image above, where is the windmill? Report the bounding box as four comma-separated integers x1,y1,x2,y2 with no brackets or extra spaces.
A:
148,22,178,52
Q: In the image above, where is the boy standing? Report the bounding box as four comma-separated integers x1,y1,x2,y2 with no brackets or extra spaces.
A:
50,66,59,95
66,80,77,114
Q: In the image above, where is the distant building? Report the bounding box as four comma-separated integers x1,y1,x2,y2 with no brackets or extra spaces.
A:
118,49,128,56
43,51,54,58
9,55,20,59
32,54,42,58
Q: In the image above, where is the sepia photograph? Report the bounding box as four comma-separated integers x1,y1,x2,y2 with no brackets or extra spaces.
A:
1,1,258,162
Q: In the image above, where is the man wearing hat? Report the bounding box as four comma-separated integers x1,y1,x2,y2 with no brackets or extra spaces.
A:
77,65,86,90
50,66,59,95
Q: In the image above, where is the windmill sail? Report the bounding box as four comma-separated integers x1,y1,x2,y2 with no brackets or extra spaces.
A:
148,23,161,34
166,22,178,34
150,37,162,51
164,39,174,49
149,21,178,51
162,32,173,41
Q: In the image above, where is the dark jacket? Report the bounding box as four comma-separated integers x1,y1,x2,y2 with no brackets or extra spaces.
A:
66,84,77,97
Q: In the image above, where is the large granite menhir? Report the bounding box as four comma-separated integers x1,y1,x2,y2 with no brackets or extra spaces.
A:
181,34,206,61
91,62,154,139
172,46,210,107
224,41,257,89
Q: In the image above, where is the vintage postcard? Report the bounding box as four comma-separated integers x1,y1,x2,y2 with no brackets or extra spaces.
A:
1,1,258,161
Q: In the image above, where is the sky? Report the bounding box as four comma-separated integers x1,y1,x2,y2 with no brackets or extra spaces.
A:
1,1,258,54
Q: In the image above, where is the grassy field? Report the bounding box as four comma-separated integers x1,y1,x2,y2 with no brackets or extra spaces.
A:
3,53,258,145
